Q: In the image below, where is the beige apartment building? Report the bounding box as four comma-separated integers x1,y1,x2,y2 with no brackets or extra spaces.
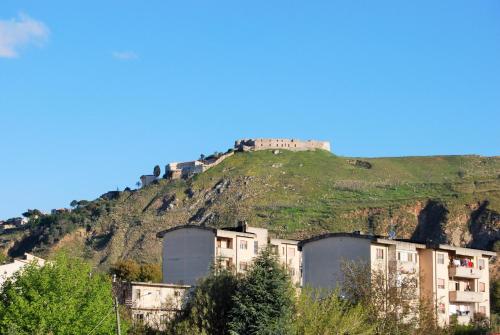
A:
115,281,190,330
299,232,496,326
419,244,496,326
157,223,301,286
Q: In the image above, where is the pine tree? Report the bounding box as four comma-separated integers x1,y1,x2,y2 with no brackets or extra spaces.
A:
228,248,295,335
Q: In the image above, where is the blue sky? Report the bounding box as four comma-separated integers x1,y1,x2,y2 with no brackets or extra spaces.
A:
1,1,499,219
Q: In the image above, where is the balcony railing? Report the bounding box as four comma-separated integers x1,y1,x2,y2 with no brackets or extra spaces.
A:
216,247,234,259
449,291,483,303
449,266,481,279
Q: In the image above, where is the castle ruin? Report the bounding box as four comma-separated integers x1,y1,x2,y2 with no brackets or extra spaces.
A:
234,138,331,152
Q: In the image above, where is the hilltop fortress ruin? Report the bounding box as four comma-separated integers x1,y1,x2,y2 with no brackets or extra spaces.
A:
140,138,331,186
235,138,331,152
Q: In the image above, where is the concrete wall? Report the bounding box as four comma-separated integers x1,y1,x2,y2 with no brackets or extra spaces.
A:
140,175,157,187
301,236,371,291
162,228,215,286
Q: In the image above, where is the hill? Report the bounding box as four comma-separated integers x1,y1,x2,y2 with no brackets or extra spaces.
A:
2,150,499,272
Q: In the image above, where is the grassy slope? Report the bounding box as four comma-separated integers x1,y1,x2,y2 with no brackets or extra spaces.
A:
4,150,499,270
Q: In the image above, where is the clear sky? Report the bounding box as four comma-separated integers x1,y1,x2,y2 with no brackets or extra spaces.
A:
1,1,499,219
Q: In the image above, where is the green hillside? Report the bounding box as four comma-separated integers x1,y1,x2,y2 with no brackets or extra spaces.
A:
2,150,499,271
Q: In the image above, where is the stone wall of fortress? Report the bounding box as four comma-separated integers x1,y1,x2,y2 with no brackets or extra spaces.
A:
235,138,331,152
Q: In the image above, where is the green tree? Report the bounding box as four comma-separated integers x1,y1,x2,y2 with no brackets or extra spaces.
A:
293,288,374,335
492,279,500,315
0,253,126,335
228,248,295,335
167,266,238,335
153,165,161,177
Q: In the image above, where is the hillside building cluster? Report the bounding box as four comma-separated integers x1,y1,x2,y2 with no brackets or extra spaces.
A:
139,138,331,187
155,225,495,328
157,222,301,286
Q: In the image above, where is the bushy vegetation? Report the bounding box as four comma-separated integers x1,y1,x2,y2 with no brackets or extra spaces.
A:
110,259,162,282
0,253,128,335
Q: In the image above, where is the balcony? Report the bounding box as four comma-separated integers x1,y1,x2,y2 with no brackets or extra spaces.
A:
449,291,483,303
216,247,234,259
449,266,481,279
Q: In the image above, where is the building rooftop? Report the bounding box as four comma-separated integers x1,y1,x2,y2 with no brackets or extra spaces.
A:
128,281,191,289
156,224,257,239
297,232,497,257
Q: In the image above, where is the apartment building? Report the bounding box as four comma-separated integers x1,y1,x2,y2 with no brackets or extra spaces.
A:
115,281,190,330
270,238,302,285
298,232,496,326
419,244,496,326
157,223,301,286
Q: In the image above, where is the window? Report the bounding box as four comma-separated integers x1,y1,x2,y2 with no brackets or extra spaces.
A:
135,289,141,300
240,240,248,250
282,247,285,255
376,248,384,260
135,313,144,321
270,245,278,255
479,282,486,292
478,259,485,270
408,253,413,263
289,268,296,276
239,262,248,271
254,241,258,254
438,278,445,289
479,306,486,314
437,253,445,265
288,247,295,257
397,252,401,261
455,282,460,291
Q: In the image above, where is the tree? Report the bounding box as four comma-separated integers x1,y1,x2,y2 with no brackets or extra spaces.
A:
228,248,295,335
341,260,420,334
139,263,162,282
153,165,161,178
110,259,141,281
0,253,127,335
492,279,500,315
167,266,238,335
293,288,374,335
110,260,162,283
70,200,78,208
22,209,43,218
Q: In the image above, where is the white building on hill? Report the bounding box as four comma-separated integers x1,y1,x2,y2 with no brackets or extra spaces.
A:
0,253,45,286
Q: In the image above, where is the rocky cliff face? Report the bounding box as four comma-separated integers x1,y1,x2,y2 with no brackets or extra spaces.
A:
3,150,499,275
